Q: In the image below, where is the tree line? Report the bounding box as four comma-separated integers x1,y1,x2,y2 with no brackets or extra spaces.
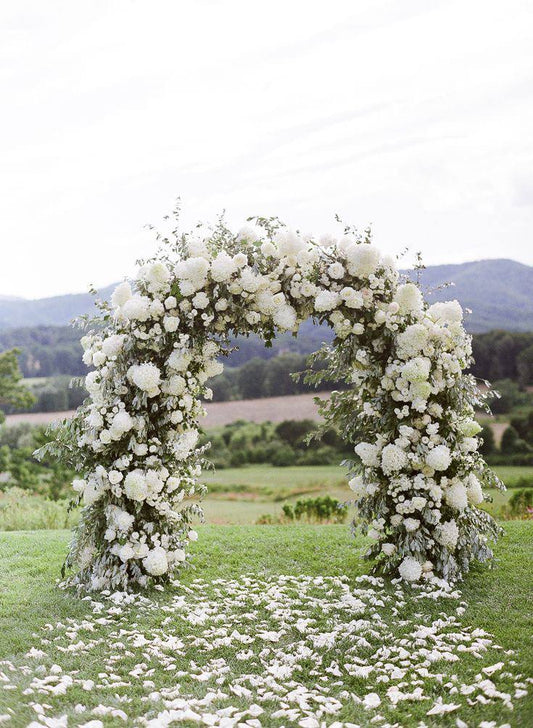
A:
0,327,532,412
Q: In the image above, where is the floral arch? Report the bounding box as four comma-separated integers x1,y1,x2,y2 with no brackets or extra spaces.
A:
45,217,501,591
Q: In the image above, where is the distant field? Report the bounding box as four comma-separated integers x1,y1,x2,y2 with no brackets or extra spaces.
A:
1,463,531,530
201,463,533,524
4,391,332,428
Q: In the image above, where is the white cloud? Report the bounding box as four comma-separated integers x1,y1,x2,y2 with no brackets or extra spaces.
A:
0,0,532,297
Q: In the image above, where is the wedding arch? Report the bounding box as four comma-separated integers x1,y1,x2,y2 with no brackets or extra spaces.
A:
43,216,502,591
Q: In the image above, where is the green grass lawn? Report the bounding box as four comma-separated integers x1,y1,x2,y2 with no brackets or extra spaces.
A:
0,523,532,726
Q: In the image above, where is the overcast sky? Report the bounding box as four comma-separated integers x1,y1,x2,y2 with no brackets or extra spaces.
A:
1,0,532,299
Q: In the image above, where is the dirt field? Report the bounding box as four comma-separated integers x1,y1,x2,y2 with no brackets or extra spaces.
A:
5,392,332,429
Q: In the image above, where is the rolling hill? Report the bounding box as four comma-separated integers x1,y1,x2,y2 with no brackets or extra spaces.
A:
0,259,531,333
406,259,533,333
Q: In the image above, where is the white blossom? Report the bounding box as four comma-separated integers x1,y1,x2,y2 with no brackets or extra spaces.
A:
426,444,452,471
399,556,422,582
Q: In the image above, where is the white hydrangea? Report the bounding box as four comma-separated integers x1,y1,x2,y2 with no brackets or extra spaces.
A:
109,411,134,440
260,241,277,257
394,283,423,316
144,262,171,291
173,548,186,562
404,518,420,532
164,375,187,396
129,363,161,396
122,295,151,321
163,315,180,332
381,444,408,474
398,556,422,582
111,282,132,308
444,481,468,511
428,300,463,324
168,349,192,372
173,429,199,460
276,230,305,257
426,444,452,471
101,334,126,358
436,519,459,549
314,290,341,312
192,291,210,310
118,544,135,562
210,251,237,282
466,474,484,505
348,475,366,498
83,480,103,506
72,478,86,493
458,419,482,437
327,262,345,279
85,371,101,394
345,244,381,277
396,323,429,358
143,546,169,575
273,305,297,331
124,470,148,501
113,509,135,532
176,256,210,291
401,357,431,383
340,287,364,309
354,442,380,467
204,360,224,378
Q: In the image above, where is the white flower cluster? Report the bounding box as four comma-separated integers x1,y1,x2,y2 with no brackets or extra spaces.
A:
54,218,499,591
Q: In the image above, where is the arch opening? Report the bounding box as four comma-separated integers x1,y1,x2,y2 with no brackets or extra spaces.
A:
42,218,501,591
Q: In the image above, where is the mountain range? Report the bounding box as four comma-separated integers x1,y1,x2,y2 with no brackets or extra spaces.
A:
0,259,531,333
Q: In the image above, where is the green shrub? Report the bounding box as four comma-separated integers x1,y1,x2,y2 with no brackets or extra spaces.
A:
275,419,316,449
479,425,496,455
490,379,530,414
501,426,531,454
296,446,339,466
271,445,297,467
508,489,533,517
0,488,78,531
282,496,348,523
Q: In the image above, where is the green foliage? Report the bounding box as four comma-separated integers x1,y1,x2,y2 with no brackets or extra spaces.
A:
202,419,350,469
500,425,531,455
270,445,297,467
489,378,531,414
275,419,316,448
479,424,496,455
0,326,87,377
0,349,35,422
1,375,87,415
510,409,533,444
0,423,74,498
471,331,533,384
507,488,533,516
282,495,348,523
0,488,76,530
211,352,343,402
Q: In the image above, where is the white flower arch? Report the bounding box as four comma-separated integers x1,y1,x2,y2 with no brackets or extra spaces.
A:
46,217,502,591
